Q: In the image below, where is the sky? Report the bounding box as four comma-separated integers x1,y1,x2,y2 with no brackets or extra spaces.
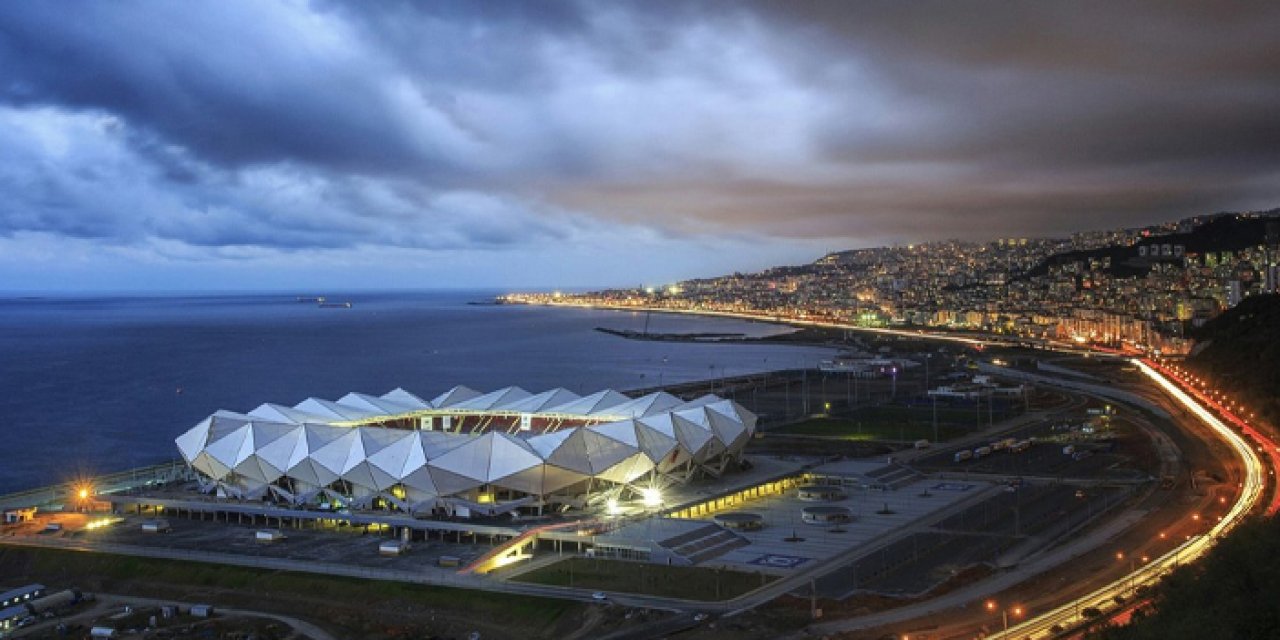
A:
1,1,1279,292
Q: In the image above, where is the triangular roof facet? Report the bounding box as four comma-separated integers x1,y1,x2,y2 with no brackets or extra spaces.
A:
431,385,483,407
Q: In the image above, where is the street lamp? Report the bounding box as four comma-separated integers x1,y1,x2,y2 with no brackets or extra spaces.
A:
1117,551,1141,594
986,600,1024,636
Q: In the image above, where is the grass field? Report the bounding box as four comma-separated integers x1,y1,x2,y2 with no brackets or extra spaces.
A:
0,545,576,639
773,403,1019,442
513,557,775,601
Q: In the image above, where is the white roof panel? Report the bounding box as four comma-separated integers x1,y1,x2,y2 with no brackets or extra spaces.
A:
427,466,483,495
204,424,252,469
182,384,758,499
338,392,424,416
367,432,418,479
176,418,212,463
595,452,654,484
672,394,723,412
294,398,379,422
451,386,532,412
431,385,483,407
545,390,631,416
606,392,684,418
381,387,432,408
310,430,360,475
500,388,580,414
526,429,575,459
587,419,640,447
427,435,493,482
706,399,756,428
254,424,304,473
248,403,332,425
634,421,679,463
401,466,438,495
486,433,543,481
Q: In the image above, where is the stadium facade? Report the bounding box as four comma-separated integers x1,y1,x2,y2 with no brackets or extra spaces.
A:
175,386,756,516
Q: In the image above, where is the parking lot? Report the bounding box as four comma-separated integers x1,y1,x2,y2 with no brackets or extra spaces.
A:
29,513,498,580
913,414,1150,480
812,481,1135,598
668,459,998,577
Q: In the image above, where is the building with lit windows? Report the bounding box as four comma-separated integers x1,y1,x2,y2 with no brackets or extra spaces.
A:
175,386,756,517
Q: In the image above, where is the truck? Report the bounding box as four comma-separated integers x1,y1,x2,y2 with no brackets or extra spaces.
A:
24,589,80,615
1010,440,1032,453
141,519,171,534
913,439,931,450
254,530,286,543
953,450,974,463
974,446,993,458
379,540,409,556
1063,445,1076,456
992,438,1016,451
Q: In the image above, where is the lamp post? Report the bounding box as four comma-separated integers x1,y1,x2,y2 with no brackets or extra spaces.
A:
932,395,939,444
923,353,930,393
986,600,1023,637
1117,551,1141,595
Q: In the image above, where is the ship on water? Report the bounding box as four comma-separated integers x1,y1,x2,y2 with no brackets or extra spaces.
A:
297,296,351,308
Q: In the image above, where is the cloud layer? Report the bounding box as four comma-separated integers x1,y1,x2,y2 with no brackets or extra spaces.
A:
1,1,1278,288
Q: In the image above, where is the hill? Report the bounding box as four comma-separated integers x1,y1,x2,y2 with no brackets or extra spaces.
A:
1024,212,1280,279
1187,293,1280,428
1090,294,1280,639
1092,518,1280,639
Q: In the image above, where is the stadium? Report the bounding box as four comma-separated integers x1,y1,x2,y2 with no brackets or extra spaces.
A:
175,385,756,517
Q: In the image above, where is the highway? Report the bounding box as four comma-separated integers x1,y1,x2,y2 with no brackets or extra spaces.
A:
8,592,337,640
5,305,1272,639
519,302,1279,637
986,358,1265,639
1146,358,1280,516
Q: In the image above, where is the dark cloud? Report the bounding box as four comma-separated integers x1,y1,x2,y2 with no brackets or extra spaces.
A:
0,0,1278,277
751,3,1280,170
0,4,472,175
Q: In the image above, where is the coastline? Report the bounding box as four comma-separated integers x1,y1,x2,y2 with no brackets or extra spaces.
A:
504,298,995,349
0,295,846,496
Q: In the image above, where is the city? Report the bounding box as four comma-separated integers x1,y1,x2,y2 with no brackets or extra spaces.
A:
3,3,1280,640
510,212,1280,358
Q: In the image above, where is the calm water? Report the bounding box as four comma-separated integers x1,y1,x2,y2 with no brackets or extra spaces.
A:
0,291,833,493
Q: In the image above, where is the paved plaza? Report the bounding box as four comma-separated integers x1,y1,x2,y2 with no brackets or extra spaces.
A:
671,459,998,575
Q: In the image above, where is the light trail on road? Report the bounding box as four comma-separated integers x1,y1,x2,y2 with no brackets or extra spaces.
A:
1144,359,1280,516
523,302,1277,637
989,358,1265,639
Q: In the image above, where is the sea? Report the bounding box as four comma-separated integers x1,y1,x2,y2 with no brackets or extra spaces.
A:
0,291,836,494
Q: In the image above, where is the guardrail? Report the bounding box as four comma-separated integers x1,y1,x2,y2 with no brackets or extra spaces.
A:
991,358,1265,639
0,461,191,510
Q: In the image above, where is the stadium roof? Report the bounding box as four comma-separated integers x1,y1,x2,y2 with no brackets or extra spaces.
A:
176,386,756,502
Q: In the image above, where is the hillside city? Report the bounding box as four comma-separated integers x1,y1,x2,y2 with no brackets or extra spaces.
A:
510,210,1280,356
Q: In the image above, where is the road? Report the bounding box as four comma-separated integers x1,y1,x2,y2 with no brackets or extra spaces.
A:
1147,358,1280,516
983,359,1265,639
506,305,1277,638
800,357,1262,639
800,508,1150,638
9,592,336,640
4,316,1272,639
